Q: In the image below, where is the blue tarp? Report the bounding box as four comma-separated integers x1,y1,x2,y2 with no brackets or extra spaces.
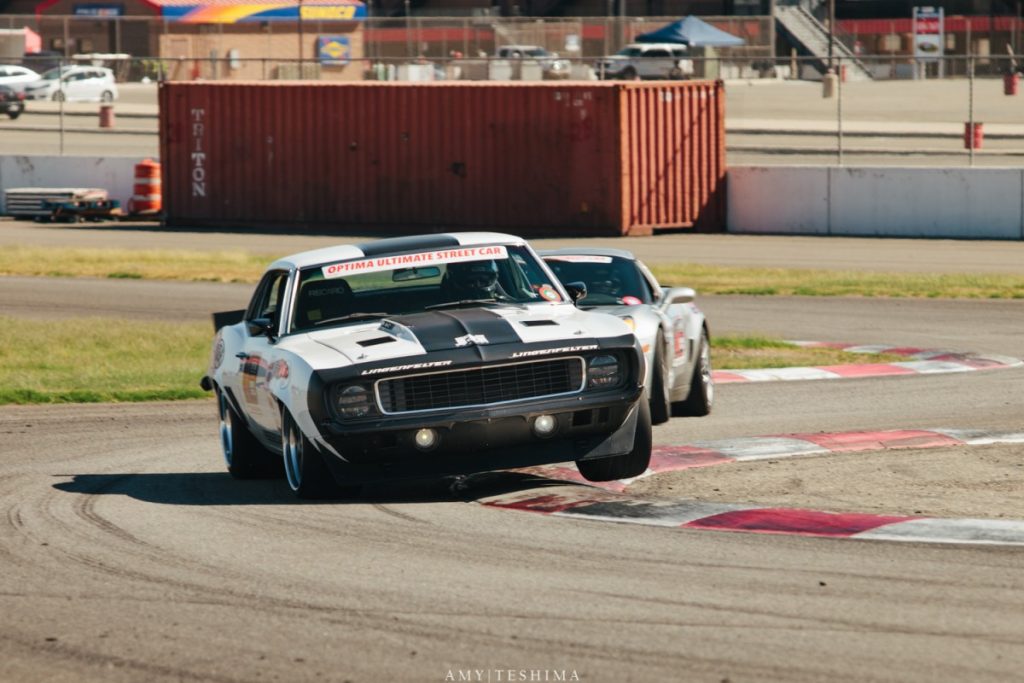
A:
635,16,745,47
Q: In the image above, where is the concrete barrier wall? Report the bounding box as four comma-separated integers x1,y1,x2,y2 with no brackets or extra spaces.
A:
729,166,1024,240
0,155,143,214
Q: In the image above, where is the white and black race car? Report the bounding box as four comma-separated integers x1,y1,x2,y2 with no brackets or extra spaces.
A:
201,233,651,498
541,248,712,424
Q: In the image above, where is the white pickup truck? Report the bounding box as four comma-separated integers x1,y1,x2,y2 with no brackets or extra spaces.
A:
495,45,571,80
596,43,695,80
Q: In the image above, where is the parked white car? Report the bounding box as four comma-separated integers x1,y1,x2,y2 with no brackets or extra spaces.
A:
596,43,694,80
496,45,571,80
0,65,39,93
24,66,118,102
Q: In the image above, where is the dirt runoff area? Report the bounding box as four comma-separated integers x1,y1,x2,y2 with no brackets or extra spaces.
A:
630,443,1024,520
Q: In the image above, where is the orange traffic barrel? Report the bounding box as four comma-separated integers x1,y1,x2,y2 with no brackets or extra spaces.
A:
129,159,162,214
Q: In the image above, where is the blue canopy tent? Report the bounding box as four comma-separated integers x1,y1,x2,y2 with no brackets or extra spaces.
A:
635,16,745,47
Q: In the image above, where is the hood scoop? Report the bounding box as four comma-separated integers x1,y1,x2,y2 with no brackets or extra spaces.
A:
357,336,397,347
520,319,558,327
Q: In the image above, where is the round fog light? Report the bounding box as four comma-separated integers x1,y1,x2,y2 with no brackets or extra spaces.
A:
414,428,438,450
533,414,557,438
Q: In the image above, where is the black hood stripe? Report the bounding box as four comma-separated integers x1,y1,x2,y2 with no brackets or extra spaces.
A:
386,308,521,351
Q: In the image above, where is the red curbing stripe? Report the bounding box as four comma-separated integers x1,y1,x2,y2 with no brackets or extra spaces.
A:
684,508,915,537
711,371,752,384
790,429,964,453
482,493,598,514
818,363,919,378
650,446,733,471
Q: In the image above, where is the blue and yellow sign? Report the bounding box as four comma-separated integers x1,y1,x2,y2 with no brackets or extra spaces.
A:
317,36,351,65
162,3,366,24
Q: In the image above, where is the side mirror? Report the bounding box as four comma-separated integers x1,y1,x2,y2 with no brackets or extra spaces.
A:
660,287,695,307
564,281,588,303
247,317,275,338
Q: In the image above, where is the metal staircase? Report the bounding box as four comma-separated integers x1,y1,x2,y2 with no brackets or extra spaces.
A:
775,4,873,80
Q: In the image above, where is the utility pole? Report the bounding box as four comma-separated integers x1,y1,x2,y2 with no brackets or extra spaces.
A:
297,0,304,73
828,0,835,70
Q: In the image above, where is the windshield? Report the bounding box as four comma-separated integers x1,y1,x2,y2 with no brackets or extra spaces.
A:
615,47,643,57
543,255,652,306
291,244,565,332
524,48,551,57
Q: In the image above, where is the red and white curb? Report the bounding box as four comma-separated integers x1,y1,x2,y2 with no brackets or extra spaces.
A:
470,428,1024,547
713,342,1022,384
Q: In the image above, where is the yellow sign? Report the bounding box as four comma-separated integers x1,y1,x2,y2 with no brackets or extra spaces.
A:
301,5,357,20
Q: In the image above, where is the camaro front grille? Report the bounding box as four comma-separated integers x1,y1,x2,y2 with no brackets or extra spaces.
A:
376,358,586,414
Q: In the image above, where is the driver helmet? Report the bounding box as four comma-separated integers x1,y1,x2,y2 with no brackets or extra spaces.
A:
447,260,499,296
589,267,622,297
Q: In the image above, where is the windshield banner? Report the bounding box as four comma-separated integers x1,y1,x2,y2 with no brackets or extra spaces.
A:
322,245,508,279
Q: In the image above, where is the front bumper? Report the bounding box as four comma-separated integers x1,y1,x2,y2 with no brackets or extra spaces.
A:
317,389,643,484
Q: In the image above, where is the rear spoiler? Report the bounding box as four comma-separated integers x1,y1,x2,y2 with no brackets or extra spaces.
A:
212,309,245,331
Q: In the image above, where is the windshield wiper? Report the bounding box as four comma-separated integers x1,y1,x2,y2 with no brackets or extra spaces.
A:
312,312,389,327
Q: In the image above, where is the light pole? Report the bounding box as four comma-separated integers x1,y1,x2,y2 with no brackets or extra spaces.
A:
298,0,304,75
828,0,835,70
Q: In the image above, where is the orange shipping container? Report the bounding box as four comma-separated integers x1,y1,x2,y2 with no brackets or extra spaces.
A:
159,81,726,236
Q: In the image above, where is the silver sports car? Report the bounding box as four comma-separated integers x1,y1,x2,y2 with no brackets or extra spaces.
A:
541,248,713,425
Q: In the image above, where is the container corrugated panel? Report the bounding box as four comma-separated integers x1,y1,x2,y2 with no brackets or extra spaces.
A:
160,81,726,236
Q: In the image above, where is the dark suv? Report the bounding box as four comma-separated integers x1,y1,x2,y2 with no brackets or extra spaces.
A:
0,85,25,119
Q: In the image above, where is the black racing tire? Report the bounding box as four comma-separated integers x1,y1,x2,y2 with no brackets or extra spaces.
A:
100,90,114,103
7,110,21,120
576,400,652,482
621,66,638,80
282,409,339,499
648,338,671,425
668,67,684,80
673,329,714,417
52,91,65,102
217,388,280,479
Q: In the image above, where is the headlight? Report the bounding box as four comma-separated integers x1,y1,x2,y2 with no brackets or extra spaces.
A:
333,384,376,419
587,354,621,389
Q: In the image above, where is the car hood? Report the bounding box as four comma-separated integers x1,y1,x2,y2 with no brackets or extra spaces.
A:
290,304,632,369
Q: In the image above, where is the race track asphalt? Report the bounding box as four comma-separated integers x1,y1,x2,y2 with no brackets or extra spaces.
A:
1,227,1023,682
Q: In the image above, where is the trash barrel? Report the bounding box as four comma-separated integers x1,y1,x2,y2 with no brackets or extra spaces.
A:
964,122,984,150
99,104,115,128
1004,72,1019,96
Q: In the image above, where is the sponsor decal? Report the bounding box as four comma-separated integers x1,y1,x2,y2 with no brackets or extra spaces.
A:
621,295,642,306
537,285,562,302
322,246,508,279
544,255,613,264
360,360,454,376
270,359,290,383
213,338,225,368
510,344,599,359
455,333,489,347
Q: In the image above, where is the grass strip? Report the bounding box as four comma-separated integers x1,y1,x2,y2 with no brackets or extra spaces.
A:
0,316,210,404
713,336,906,370
0,245,269,283
0,317,906,405
650,264,1024,299
5,246,1024,299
